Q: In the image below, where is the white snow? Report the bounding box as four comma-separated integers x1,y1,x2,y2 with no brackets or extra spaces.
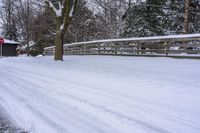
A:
60,24,64,30
63,33,200,47
3,39,19,44
69,1,75,17
0,56,200,133
47,1,62,17
44,33,200,50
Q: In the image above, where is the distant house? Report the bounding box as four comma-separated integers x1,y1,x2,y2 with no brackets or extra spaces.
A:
1,39,19,56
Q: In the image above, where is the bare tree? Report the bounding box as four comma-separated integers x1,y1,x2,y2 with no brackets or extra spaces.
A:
0,0,17,40
14,0,35,52
90,0,128,38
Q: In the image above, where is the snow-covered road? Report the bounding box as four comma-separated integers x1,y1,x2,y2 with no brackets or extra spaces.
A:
0,56,200,133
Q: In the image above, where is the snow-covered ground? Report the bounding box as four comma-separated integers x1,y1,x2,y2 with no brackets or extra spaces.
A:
0,56,200,133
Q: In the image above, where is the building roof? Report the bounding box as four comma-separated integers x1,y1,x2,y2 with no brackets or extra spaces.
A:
4,39,19,45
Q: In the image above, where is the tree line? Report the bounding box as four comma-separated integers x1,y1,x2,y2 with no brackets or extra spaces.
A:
0,0,199,60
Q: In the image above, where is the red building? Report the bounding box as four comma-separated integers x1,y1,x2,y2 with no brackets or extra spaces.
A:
0,38,19,56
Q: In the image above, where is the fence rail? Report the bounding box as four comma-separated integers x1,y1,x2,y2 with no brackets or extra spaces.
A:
44,34,200,58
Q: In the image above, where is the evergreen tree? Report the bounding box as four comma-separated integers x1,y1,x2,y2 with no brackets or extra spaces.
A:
121,0,170,37
189,0,200,33
121,0,199,37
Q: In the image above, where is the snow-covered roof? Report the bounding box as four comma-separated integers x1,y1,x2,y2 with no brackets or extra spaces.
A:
4,39,19,45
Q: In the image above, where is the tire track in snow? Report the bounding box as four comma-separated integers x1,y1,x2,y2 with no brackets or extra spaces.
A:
0,84,68,133
5,66,200,130
1,66,200,133
0,76,168,133
0,70,121,133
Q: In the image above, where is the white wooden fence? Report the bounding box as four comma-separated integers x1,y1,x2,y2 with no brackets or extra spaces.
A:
44,34,200,58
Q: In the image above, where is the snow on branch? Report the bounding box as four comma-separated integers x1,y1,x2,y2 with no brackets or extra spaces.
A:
69,0,75,17
45,0,63,17
60,24,64,30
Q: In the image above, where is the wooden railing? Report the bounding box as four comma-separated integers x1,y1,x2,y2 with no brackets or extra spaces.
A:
44,34,200,58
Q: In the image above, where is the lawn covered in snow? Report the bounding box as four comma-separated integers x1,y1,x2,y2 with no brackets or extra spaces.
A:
0,56,200,133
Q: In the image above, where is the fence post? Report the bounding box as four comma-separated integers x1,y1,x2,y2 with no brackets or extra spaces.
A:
98,44,100,55
165,42,169,56
51,48,53,55
85,45,88,54
137,44,140,55
115,44,117,55
81,45,83,55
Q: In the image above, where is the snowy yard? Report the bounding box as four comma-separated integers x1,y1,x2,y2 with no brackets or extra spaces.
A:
0,56,200,133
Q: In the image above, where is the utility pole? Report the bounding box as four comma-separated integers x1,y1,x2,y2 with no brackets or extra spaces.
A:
26,0,30,56
184,0,190,34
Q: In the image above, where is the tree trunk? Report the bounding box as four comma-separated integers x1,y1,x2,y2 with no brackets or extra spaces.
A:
54,17,63,61
184,0,190,34
54,30,63,60
46,0,78,61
